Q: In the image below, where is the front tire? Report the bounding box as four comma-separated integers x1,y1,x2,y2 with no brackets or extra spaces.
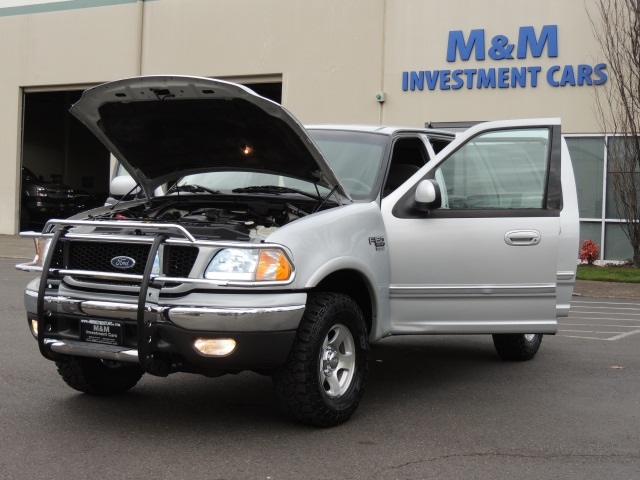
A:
56,356,144,395
272,292,369,427
492,333,542,361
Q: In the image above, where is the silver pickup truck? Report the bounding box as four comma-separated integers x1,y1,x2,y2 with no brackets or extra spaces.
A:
17,76,579,427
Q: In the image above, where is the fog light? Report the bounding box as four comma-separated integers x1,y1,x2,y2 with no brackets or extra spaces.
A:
30,319,39,337
194,338,236,356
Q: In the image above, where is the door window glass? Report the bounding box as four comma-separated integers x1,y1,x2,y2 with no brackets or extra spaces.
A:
436,128,550,209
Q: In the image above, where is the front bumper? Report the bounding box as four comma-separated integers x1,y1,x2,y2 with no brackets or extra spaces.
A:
25,288,305,332
25,283,305,371
20,220,305,375
38,330,297,371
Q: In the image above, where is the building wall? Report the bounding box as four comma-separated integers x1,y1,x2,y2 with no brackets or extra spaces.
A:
139,0,385,125
0,0,611,236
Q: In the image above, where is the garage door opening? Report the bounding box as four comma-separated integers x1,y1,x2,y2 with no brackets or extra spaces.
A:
245,82,282,103
20,90,110,230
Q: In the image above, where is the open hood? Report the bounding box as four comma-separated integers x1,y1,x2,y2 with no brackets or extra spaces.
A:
70,75,349,200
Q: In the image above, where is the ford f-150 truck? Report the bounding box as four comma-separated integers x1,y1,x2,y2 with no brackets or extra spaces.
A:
17,75,579,427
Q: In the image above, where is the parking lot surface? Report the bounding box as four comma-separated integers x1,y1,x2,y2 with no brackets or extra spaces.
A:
560,299,640,341
1,256,639,479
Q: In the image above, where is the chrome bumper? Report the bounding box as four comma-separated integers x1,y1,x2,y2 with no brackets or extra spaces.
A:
26,290,306,332
45,338,139,363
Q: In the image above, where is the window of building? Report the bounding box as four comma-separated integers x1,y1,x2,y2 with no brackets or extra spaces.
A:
564,137,604,219
566,135,639,263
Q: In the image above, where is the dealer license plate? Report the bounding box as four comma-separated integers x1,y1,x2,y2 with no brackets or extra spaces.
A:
80,319,124,346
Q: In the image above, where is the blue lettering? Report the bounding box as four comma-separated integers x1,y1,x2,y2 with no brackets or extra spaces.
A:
560,65,576,86
425,70,439,90
527,66,542,87
463,69,477,89
410,71,424,91
446,29,486,62
593,63,608,85
497,68,509,88
517,25,558,59
576,64,593,86
440,70,451,90
402,71,409,91
511,67,527,87
477,69,496,88
451,69,464,90
547,65,560,87
488,35,515,60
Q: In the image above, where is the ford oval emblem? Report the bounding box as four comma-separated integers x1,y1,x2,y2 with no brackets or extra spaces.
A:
111,256,136,269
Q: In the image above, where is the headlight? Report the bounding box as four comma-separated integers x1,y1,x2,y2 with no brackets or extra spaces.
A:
33,237,52,266
151,252,161,275
205,248,292,282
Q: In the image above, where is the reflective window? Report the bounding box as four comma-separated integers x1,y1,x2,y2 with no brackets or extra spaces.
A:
604,222,634,261
565,137,604,218
308,130,387,199
606,137,640,219
579,221,602,253
436,128,550,209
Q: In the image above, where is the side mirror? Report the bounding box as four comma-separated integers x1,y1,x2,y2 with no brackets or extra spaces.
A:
414,179,442,211
110,175,140,198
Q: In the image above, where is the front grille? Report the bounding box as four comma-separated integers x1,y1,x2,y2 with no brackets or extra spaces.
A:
70,242,151,275
166,246,199,277
48,240,199,278
50,243,64,268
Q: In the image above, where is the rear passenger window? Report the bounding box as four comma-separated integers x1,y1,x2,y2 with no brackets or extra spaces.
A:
435,128,549,209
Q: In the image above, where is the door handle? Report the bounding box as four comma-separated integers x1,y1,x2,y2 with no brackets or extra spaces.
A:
504,230,541,246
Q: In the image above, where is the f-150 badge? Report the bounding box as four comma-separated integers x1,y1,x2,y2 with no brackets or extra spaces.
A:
368,236,386,251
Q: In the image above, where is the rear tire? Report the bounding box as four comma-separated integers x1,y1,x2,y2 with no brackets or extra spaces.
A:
272,292,369,427
56,356,144,395
492,333,542,361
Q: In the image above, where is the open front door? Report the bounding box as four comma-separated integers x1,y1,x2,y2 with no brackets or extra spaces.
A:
382,119,562,334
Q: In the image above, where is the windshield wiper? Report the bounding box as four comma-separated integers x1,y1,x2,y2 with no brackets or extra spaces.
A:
167,184,221,195
232,185,322,201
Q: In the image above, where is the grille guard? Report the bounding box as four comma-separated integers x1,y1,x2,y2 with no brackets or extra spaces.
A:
16,218,296,287
17,218,296,372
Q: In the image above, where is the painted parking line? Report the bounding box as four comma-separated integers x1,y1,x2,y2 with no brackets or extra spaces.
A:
558,299,640,340
570,308,640,315
558,329,640,340
566,316,640,322
563,323,640,328
572,300,640,306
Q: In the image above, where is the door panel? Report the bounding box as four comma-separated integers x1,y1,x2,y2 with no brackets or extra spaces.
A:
382,120,561,334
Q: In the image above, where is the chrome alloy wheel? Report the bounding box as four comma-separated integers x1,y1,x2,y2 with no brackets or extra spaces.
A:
319,323,356,398
524,334,537,342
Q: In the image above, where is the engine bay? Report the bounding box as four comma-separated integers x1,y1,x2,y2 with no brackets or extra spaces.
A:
88,195,325,242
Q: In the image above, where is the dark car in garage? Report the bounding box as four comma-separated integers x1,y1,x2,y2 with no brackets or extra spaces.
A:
21,166,97,229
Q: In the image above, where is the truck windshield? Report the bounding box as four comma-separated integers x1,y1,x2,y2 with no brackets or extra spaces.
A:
308,130,386,199
176,171,329,198
116,130,387,201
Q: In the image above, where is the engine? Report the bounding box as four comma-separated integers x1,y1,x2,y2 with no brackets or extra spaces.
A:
90,198,312,242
